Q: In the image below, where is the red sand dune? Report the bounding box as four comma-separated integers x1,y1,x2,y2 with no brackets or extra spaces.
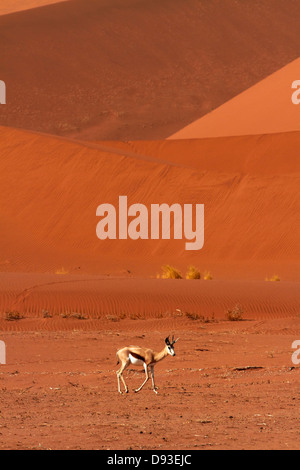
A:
169,58,300,139
1,126,299,284
0,273,299,323
1,0,300,140
99,130,300,175
0,2,299,323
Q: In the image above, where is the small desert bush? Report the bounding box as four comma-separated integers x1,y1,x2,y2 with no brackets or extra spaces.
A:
5,311,23,321
129,312,145,320
42,309,52,318
60,312,87,320
161,265,183,279
265,275,280,282
185,311,216,322
225,304,244,321
203,271,213,280
186,266,201,280
55,267,69,275
185,311,204,321
105,315,120,322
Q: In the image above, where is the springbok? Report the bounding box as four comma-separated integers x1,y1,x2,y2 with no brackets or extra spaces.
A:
116,335,179,394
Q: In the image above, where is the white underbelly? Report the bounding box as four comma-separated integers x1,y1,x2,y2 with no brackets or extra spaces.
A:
129,354,144,366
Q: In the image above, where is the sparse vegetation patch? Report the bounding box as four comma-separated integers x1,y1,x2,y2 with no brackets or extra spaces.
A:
225,304,244,321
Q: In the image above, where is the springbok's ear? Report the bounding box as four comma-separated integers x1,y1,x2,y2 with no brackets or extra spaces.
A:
165,336,170,345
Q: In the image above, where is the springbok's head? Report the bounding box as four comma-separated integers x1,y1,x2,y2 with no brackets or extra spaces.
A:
165,335,179,356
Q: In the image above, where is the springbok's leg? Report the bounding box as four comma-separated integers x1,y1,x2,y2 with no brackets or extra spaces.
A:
117,360,129,394
134,363,149,393
150,366,158,394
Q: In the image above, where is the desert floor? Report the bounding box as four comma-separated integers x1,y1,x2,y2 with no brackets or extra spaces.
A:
0,314,299,450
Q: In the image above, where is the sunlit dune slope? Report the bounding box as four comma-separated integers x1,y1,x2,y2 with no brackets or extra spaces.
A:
0,126,299,280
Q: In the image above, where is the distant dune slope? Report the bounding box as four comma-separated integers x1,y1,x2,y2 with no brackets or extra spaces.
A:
169,58,300,139
0,126,299,279
1,0,300,140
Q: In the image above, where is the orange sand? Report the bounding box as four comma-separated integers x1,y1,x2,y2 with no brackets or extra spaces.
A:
1,318,300,449
0,126,299,282
1,274,299,323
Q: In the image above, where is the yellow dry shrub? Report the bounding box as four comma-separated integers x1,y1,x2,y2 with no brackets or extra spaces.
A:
186,266,201,280
161,265,183,279
55,267,69,275
265,275,280,282
203,271,213,280
225,304,244,322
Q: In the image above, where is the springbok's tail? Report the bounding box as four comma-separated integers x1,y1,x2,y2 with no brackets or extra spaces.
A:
116,352,120,365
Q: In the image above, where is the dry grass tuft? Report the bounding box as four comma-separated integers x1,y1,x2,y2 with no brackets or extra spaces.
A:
161,265,183,279
42,309,52,318
203,270,213,280
185,311,216,322
105,315,120,322
265,275,280,282
60,312,87,320
5,311,23,321
186,266,201,280
55,267,69,275
225,304,244,321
